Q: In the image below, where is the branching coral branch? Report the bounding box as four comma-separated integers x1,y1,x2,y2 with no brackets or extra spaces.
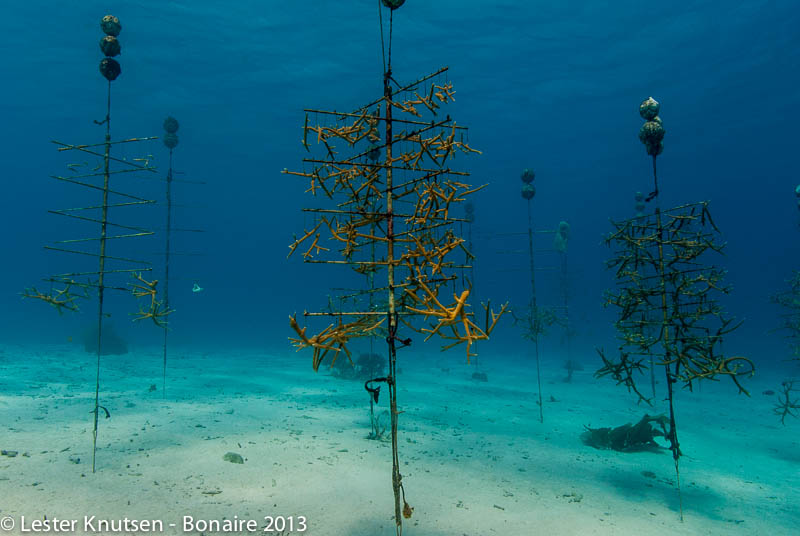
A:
599,202,752,395
773,380,800,425
21,280,88,314
130,273,173,328
289,314,385,371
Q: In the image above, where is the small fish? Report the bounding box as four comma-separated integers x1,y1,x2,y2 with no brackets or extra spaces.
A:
762,390,775,396
192,282,204,293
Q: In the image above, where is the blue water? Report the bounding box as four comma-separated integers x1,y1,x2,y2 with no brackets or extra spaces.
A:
1,1,799,534
1,1,797,357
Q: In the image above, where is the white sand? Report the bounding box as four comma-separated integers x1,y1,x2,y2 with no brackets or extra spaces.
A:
0,342,797,535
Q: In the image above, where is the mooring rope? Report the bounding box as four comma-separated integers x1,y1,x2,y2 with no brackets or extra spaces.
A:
378,1,387,73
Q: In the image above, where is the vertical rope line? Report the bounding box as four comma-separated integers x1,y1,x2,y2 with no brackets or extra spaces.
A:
388,10,394,69
652,154,659,200
378,0,386,74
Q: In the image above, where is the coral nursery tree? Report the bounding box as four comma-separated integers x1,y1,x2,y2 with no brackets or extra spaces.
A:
769,185,800,423
22,15,168,472
772,184,800,364
512,169,558,422
596,97,754,519
284,2,506,533
158,116,205,397
553,221,576,376
771,313,799,423
772,271,800,365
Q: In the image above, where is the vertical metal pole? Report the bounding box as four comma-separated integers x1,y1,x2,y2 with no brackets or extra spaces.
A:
92,80,112,473
527,200,543,423
648,319,656,400
162,149,173,397
384,65,403,536
468,219,477,366
651,154,682,520
560,251,571,362
369,215,376,355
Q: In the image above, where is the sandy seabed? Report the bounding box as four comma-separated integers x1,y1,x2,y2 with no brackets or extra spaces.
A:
0,342,797,536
